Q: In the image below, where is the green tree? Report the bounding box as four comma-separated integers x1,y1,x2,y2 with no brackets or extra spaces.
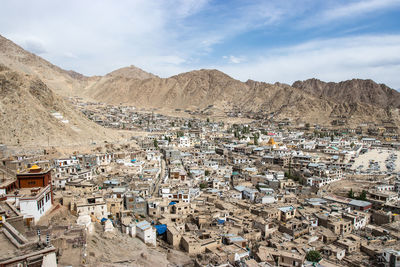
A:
206,118,210,123
348,188,355,199
358,190,367,201
199,183,208,189
188,121,192,128
253,135,258,145
153,139,158,148
306,250,322,262
205,170,210,176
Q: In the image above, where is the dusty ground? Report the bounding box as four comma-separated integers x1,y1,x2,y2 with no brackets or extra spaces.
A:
0,232,19,260
150,107,254,125
35,199,192,267
324,178,373,196
351,149,400,172
86,224,193,267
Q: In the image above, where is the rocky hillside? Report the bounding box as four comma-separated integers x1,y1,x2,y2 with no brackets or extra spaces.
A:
83,68,398,125
0,64,116,146
292,78,400,109
0,34,399,127
106,65,158,80
0,34,87,96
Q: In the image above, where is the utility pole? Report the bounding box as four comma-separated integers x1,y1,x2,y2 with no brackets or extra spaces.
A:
37,229,41,242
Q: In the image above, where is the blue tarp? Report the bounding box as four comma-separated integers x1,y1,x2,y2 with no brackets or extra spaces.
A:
131,159,137,162
218,219,225,224
101,218,108,223
169,201,177,205
154,224,167,235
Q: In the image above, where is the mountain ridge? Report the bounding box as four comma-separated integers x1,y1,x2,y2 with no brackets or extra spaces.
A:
1,33,399,128
292,78,400,109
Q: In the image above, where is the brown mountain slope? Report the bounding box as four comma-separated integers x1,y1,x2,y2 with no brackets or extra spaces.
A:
0,64,117,146
0,34,87,96
292,78,400,109
0,34,398,126
83,68,397,124
106,65,158,80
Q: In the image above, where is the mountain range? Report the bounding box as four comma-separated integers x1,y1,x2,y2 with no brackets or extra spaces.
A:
0,34,399,145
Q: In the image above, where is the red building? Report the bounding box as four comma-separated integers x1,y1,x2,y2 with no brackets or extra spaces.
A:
16,165,53,204
16,165,51,189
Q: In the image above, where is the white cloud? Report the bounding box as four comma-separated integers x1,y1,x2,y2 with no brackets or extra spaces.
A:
158,55,186,65
0,1,399,89
303,0,400,26
63,52,78,59
0,0,293,76
173,0,210,18
327,0,400,20
0,0,194,76
223,55,246,64
217,35,400,88
6,34,48,55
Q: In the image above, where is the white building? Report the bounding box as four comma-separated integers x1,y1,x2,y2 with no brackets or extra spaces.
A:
52,176,69,189
376,184,395,192
361,138,380,146
307,176,341,188
242,187,258,202
178,136,191,147
70,169,93,181
204,160,219,170
75,196,109,219
135,220,157,246
18,185,53,223
381,249,400,267
96,153,114,165
343,212,369,230
54,158,79,167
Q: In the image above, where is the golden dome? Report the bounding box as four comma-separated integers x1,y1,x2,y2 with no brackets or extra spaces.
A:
267,138,277,145
30,164,40,170
29,164,42,172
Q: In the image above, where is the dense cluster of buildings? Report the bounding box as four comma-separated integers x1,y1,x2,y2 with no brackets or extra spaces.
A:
0,110,400,266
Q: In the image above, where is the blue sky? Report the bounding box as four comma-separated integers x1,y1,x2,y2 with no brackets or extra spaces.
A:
1,0,400,88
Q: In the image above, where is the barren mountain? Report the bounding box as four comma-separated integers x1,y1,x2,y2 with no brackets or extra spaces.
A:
292,78,400,109
106,65,158,80
0,33,399,127
0,34,86,96
0,64,116,146
83,68,398,125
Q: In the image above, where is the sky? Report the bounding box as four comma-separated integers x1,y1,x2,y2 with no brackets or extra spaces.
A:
1,0,400,88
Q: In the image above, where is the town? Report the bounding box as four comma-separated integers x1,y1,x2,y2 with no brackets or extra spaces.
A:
0,100,400,267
